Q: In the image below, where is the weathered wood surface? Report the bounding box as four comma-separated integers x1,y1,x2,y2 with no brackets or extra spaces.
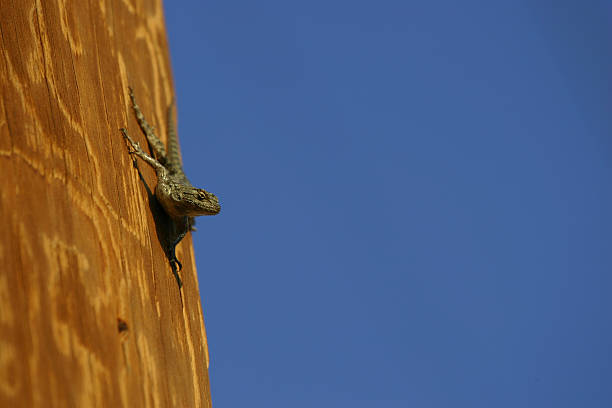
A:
0,1,212,407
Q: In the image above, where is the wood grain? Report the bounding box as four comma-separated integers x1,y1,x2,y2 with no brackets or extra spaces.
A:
0,1,213,406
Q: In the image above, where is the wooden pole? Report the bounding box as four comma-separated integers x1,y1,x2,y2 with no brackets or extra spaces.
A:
0,1,213,406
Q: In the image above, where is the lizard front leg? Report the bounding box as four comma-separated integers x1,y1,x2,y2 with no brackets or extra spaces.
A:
128,86,168,164
120,128,167,174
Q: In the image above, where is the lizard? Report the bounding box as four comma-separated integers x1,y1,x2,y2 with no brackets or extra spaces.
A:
120,86,220,288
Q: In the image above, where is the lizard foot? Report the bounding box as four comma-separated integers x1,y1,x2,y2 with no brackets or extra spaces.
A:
167,246,183,288
169,258,183,289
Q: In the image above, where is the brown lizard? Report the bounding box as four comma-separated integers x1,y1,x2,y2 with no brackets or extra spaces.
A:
120,87,220,288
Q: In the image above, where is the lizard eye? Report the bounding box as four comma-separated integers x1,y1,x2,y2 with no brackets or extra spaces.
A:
197,191,207,200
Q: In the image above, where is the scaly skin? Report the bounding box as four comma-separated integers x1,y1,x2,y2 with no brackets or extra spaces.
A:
120,87,220,288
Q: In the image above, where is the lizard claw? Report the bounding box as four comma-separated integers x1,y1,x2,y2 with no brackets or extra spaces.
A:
171,265,183,289
168,255,183,289
120,128,143,156
167,246,183,271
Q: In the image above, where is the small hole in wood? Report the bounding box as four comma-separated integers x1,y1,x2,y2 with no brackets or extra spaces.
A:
117,318,129,333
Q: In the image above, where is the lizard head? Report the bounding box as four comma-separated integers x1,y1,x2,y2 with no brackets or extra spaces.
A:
180,187,221,216
158,184,221,218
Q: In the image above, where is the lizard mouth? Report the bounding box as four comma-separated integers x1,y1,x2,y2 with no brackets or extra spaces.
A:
188,203,220,216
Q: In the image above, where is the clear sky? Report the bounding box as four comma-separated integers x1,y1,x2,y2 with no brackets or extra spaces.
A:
164,1,612,407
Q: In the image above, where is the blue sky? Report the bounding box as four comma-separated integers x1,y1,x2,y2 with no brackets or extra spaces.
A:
164,1,612,406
